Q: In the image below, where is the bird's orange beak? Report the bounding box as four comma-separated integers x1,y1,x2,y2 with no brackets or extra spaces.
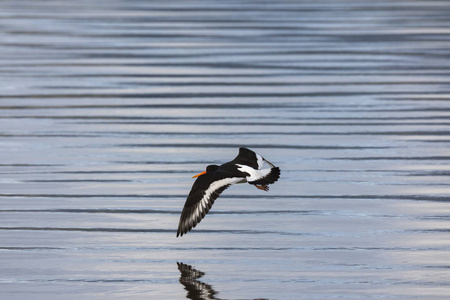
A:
192,170,207,178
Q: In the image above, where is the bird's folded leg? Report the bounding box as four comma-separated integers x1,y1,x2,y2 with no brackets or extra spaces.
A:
254,184,269,191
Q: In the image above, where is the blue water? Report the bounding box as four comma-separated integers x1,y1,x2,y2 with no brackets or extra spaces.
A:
1,1,450,299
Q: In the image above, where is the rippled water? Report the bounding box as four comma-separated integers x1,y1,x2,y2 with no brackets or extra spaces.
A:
1,1,450,299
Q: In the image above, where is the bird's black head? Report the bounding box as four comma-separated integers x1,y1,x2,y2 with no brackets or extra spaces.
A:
192,164,219,178
206,165,219,172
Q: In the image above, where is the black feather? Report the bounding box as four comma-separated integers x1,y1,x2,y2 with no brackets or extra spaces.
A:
177,172,233,237
230,147,260,169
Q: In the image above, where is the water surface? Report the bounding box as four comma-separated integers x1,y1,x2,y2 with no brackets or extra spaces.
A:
1,1,450,299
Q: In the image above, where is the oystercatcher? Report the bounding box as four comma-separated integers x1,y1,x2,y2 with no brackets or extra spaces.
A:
177,147,280,237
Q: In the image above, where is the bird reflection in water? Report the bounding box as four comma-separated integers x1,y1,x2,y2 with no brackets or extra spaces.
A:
177,262,267,300
177,262,218,300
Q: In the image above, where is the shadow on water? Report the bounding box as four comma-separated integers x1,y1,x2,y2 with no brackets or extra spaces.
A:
177,262,267,300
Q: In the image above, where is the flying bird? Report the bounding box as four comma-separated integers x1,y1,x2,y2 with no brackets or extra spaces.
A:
177,147,280,237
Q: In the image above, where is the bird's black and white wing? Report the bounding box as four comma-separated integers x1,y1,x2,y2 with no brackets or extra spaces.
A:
232,147,280,185
177,172,242,237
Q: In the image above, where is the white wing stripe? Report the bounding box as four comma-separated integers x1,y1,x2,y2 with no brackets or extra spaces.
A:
236,164,271,182
187,177,242,225
254,151,275,170
255,152,264,169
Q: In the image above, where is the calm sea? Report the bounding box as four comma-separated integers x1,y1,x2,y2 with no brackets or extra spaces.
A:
1,1,449,299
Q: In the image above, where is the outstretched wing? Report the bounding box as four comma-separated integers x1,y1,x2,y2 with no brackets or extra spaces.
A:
232,147,280,185
246,166,280,185
230,147,260,169
231,147,277,168
177,172,241,237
